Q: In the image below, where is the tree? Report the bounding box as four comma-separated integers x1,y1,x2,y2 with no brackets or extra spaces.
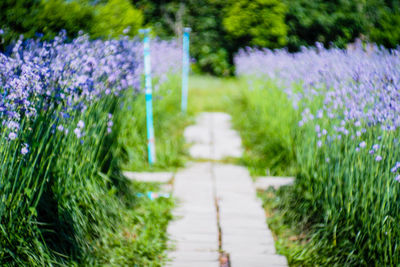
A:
223,0,287,48
0,0,41,49
91,0,143,39
367,0,400,48
36,0,94,40
283,0,368,51
134,0,232,76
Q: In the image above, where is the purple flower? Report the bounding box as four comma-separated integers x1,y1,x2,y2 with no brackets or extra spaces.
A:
359,141,366,148
7,121,20,130
395,175,400,182
8,132,17,140
77,120,85,129
74,128,82,138
57,125,64,131
21,144,29,155
317,140,322,147
369,149,375,155
375,155,382,162
372,144,379,151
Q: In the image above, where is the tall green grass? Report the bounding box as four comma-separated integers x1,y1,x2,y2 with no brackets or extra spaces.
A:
229,78,299,176
0,75,186,266
232,77,400,265
120,75,189,171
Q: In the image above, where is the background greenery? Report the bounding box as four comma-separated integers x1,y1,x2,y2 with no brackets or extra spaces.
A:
1,0,399,75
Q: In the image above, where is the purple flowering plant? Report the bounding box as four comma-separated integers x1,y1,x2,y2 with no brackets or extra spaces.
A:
235,43,400,264
0,31,182,265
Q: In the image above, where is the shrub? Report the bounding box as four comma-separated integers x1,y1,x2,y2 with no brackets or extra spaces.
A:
223,0,287,48
91,0,143,39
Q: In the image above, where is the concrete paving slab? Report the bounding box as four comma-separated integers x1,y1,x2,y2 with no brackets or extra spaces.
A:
172,241,219,252
124,171,173,183
254,176,295,190
230,254,288,267
167,261,220,267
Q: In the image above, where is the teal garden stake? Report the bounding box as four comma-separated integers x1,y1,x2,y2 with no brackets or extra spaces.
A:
139,28,156,164
181,27,191,113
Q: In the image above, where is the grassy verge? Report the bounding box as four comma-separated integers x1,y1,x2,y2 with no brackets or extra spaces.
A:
187,75,240,114
121,75,191,171
229,78,299,176
87,181,174,266
258,187,310,266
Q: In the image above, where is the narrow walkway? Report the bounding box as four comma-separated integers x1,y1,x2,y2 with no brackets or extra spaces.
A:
167,113,287,267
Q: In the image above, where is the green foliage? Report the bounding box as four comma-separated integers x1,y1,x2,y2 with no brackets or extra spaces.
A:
283,0,368,50
91,0,143,39
258,187,310,266
2,0,400,70
36,0,94,40
0,0,41,49
184,0,232,76
187,75,238,113
120,75,189,171
84,182,174,266
0,0,143,49
223,0,287,48
369,4,400,48
135,0,233,76
230,78,298,176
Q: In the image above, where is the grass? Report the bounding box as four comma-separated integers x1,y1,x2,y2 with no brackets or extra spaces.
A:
121,75,191,172
258,187,309,266
187,75,240,114
86,181,174,266
228,78,299,176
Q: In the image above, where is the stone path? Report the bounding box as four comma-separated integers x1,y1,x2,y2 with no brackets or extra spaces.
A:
124,171,173,183
167,112,288,267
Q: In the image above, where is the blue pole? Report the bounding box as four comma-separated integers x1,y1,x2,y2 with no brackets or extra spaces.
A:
139,28,156,165
181,27,191,112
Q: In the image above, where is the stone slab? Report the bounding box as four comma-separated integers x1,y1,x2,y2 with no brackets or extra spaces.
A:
166,261,220,267
123,171,173,183
169,251,220,262
254,176,295,190
230,254,288,267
